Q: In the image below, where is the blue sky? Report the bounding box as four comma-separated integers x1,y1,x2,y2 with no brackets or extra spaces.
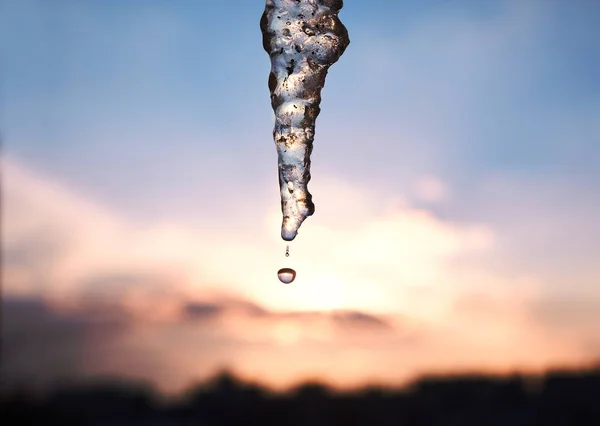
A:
3,0,599,206
2,0,600,392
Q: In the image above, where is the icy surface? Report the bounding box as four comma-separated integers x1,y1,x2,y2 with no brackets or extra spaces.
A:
261,0,349,241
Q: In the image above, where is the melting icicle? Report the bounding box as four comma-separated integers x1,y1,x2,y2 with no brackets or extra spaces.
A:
277,267,296,284
261,0,350,241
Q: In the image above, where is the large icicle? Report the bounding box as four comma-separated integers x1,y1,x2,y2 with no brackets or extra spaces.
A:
261,0,349,241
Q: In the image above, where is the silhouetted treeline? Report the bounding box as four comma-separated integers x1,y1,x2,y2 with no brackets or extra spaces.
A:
2,365,600,426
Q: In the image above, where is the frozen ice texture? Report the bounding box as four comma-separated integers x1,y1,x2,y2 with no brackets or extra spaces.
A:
261,0,349,241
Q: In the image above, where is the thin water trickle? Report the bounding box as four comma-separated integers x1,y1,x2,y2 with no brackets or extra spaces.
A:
277,267,296,284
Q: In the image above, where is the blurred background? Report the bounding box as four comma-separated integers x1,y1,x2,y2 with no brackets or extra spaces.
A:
1,0,600,423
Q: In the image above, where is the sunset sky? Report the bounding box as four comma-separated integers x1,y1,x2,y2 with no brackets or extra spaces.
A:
2,0,600,394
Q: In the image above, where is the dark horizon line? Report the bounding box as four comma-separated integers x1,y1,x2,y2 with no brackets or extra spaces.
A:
3,361,600,403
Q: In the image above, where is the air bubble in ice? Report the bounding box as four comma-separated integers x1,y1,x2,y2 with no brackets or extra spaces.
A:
277,267,296,284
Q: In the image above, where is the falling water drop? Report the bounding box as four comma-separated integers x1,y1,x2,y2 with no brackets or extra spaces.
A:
285,245,290,257
277,267,296,284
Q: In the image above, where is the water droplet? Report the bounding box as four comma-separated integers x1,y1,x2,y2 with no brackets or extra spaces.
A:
285,245,290,257
277,268,296,284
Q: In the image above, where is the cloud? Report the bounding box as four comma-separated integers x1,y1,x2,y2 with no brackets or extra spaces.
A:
2,286,595,394
1,297,128,393
447,173,600,296
181,297,268,322
331,311,392,330
3,155,599,393
178,297,395,343
0,290,396,393
531,296,600,356
413,175,450,203
182,302,225,321
2,154,495,314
